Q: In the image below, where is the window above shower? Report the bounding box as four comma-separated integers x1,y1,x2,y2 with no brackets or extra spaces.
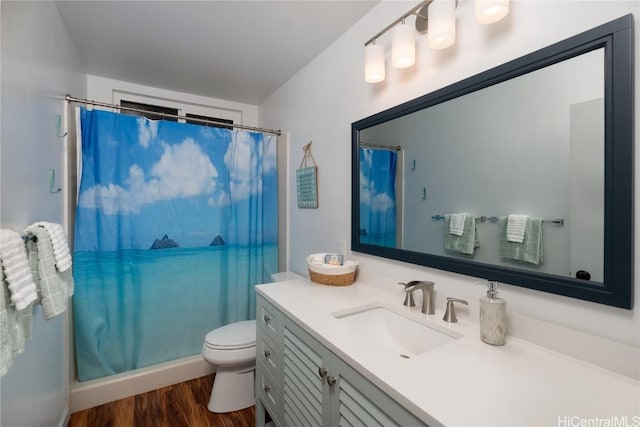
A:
119,99,234,129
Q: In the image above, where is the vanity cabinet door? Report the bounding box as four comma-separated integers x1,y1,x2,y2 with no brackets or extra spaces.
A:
282,319,331,427
328,356,425,427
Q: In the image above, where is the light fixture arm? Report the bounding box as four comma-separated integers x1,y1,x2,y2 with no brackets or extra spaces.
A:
364,0,433,46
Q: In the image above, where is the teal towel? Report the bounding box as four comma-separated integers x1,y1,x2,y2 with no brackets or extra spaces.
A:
499,216,543,265
444,214,479,255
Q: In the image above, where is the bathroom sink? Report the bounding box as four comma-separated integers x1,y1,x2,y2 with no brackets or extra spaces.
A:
331,304,460,358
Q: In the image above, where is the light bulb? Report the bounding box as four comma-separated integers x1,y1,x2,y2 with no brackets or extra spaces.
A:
392,21,415,68
428,0,456,50
475,0,510,25
365,43,386,83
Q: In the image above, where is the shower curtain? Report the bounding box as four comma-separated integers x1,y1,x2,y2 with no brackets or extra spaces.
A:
73,108,277,381
359,148,397,247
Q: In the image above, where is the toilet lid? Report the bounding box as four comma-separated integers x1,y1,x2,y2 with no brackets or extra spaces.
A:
205,320,256,350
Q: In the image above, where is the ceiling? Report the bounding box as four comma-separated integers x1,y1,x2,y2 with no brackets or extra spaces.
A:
56,1,379,105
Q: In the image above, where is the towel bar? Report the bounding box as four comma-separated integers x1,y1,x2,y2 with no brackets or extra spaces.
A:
431,215,564,226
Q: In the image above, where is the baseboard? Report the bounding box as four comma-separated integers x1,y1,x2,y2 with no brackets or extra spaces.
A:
69,355,215,413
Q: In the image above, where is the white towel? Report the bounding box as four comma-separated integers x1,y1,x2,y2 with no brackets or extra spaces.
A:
0,229,38,310
306,253,325,265
33,222,72,272
1,267,13,377
449,213,468,236
507,214,528,243
1,266,34,378
24,225,74,320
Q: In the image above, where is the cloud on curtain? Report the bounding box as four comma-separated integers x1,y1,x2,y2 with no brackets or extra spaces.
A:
79,138,219,214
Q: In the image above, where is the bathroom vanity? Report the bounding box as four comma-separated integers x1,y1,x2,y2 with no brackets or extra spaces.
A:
255,291,424,426
255,277,639,426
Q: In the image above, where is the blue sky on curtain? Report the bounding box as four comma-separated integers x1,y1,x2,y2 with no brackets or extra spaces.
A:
359,147,397,248
73,109,277,381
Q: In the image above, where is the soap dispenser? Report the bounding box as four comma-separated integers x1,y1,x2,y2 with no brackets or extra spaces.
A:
480,281,506,346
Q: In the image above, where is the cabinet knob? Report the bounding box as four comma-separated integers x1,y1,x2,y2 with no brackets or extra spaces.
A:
263,350,271,358
263,384,272,392
318,367,327,378
326,376,336,387
263,314,272,323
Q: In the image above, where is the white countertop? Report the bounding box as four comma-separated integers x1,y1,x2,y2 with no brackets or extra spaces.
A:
256,277,640,426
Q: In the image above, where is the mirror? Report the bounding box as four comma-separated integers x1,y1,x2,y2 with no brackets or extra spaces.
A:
352,15,634,309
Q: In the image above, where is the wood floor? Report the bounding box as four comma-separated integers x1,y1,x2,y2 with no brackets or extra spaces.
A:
68,374,255,427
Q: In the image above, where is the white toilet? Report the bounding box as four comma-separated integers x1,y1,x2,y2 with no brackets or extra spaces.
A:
201,319,257,413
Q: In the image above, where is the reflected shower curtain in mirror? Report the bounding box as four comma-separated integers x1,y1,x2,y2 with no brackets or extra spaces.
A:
359,148,397,247
73,108,277,381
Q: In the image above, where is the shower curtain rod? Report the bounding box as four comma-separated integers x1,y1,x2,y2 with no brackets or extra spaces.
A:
360,141,402,151
65,95,282,136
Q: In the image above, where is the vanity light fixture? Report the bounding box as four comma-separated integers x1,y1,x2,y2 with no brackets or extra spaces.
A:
392,19,416,68
364,0,510,82
365,42,386,83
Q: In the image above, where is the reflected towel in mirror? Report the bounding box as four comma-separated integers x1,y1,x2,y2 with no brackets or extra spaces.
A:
444,214,479,255
499,216,543,265
449,213,468,236
507,214,528,243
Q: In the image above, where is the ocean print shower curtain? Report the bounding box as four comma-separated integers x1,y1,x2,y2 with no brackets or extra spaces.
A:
359,148,397,247
73,108,277,381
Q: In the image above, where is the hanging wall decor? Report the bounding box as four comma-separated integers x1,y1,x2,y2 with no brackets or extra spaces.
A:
296,141,318,208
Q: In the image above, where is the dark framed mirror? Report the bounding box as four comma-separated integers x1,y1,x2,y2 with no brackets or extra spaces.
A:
351,15,634,309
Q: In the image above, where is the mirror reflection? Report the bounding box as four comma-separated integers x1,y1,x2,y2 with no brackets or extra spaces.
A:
359,48,604,281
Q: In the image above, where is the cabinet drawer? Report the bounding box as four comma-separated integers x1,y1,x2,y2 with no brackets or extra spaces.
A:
257,296,283,341
257,334,282,379
257,360,283,426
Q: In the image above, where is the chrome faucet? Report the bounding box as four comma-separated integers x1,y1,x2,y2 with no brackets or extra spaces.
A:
398,281,435,314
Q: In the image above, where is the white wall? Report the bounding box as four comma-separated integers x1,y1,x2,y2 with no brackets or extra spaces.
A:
1,1,86,426
259,0,640,350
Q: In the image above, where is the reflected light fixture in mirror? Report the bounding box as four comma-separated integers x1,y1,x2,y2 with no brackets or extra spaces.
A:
365,42,386,83
364,0,510,82
475,0,510,24
428,0,456,49
392,19,416,68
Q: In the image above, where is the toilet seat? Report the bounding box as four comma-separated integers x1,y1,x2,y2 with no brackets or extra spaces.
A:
205,319,256,350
